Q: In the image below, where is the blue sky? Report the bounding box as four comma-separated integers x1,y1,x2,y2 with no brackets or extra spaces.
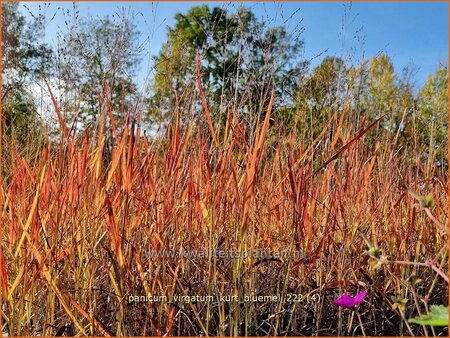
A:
19,1,448,91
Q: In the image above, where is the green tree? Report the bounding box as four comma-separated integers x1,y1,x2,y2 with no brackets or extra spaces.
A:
345,60,369,114
148,5,306,129
56,9,142,129
361,55,416,147
1,2,52,142
365,54,397,116
416,63,448,166
293,56,347,139
389,64,417,146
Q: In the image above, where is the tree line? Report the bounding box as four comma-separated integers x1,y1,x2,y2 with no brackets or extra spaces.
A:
2,2,448,165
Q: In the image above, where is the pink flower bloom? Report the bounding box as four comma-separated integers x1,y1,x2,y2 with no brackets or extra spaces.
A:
334,290,367,309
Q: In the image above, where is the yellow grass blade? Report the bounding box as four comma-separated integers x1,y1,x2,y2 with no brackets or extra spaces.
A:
196,50,219,146
14,164,47,258
17,225,88,335
6,265,24,302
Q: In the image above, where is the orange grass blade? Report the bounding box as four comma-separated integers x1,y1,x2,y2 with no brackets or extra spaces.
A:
241,90,274,233
136,257,152,300
16,225,88,335
196,50,219,146
78,134,90,186
312,114,386,175
175,123,194,170
107,128,128,188
331,109,347,150
44,78,69,141
303,235,325,279
164,308,176,336
14,164,47,257
105,195,124,268
55,239,83,263
363,141,380,188
68,296,111,336
0,243,9,296
274,121,330,191
5,265,24,301
94,135,105,182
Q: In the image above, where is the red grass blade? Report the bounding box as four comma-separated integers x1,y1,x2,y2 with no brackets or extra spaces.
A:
0,244,9,296
44,78,69,142
312,114,386,175
105,195,124,268
196,50,219,146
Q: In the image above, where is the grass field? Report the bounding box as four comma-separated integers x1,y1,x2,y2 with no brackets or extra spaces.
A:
0,79,448,337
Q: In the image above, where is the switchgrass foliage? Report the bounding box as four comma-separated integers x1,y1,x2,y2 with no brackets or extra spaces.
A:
0,82,448,336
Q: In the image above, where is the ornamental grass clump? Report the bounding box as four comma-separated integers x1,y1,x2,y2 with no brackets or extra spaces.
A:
0,79,447,336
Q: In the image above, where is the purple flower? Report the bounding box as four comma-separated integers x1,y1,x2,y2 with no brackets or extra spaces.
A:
334,290,367,309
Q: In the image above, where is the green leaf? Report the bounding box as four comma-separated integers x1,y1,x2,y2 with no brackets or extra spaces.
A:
391,296,408,312
362,235,382,258
408,305,448,327
408,190,435,208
